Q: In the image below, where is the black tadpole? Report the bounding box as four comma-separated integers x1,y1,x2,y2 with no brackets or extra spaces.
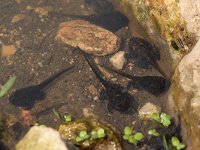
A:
9,65,74,109
83,53,137,114
129,37,168,79
103,66,170,96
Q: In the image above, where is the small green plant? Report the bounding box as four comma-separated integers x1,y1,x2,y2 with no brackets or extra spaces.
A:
76,128,106,143
52,108,61,119
97,128,106,138
123,126,144,145
76,130,90,142
0,76,16,98
90,130,98,140
152,113,171,127
148,129,160,136
171,136,185,150
123,126,133,140
64,114,72,122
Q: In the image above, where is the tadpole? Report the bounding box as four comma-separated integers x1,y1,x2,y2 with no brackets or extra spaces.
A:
83,53,137,114
9,65,74,109
103,66,170,96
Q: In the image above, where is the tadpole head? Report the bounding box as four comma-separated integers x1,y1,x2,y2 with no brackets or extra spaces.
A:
9,86,45,109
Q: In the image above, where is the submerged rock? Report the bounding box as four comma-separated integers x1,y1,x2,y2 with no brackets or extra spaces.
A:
169,39,200,149
109,51,127,70
55,20,120,56
139,102,161,120
16,126,68,150
112,0,199,78
59,118,122,150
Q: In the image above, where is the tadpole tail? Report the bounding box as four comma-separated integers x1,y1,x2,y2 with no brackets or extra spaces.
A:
82,53,110,89
101,65,138,80
39,65,74,91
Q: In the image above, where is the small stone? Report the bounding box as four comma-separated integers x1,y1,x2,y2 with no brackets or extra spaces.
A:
109,51,127,70
88,85,98,95
55,20,120,56
11,14,26,23
20,109,36,126
93,96,99,101
1,45,17,57
16,126,68,150
83,108,95,118
15,40,21,48
35,7,49,16
139,102,161,119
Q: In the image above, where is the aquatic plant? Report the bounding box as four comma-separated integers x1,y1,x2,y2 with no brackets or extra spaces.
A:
64,114,72,122
148,129,159,136
123,126,144,145
151,112,171,127
76,130,90,142
171,136,186,150
0,76,16,98
123,112,185,149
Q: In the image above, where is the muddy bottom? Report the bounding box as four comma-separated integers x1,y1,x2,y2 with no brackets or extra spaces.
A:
0,0,170,149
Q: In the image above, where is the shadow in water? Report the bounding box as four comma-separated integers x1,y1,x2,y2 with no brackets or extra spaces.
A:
103,66,170,96
9,65,74,109
85,0,114,14
81,52,138,114
50,11,129,32
0,141,9,150
128,37,168,79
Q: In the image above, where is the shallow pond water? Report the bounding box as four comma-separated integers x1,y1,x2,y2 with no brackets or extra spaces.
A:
0,0,171,149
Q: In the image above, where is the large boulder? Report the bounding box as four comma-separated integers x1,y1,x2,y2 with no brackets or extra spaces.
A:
169,39,200,150
112,0,200,78
111,0,200,149
16,126,68,150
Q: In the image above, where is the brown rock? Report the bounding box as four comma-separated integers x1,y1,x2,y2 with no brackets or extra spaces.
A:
55,20,120,56
11,14,26,23
88,85,98,95
1,45,17,57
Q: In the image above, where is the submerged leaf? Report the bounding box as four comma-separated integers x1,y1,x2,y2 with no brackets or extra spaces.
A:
0,76,16,98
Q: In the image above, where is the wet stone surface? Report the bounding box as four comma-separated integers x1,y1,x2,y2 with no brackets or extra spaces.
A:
55,20,120,56
0,0,170,149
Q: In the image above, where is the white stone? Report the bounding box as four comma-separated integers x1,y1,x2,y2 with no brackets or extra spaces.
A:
138,102,161,119
109,51,127,70
179,0,200,39
169,39,200,149
16,126,68,150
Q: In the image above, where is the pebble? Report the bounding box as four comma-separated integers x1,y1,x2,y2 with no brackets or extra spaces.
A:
138,102,161,119
109,51,127,70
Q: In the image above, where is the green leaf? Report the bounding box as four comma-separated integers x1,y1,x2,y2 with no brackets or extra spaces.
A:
97,128,106,138
151,112,161,122
76,136,85,142
133,132,144,141
128,135,137,145
64,114,72,122
123,134,130,140
79,130,88,138
0,76,16,98
176,143,186,150
148,129,160,136
171,137,180,146
171,137,185,150
91,130,97,140
124,126,133,135
52,109,61,119
160,113,171,127
162,135,169,150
